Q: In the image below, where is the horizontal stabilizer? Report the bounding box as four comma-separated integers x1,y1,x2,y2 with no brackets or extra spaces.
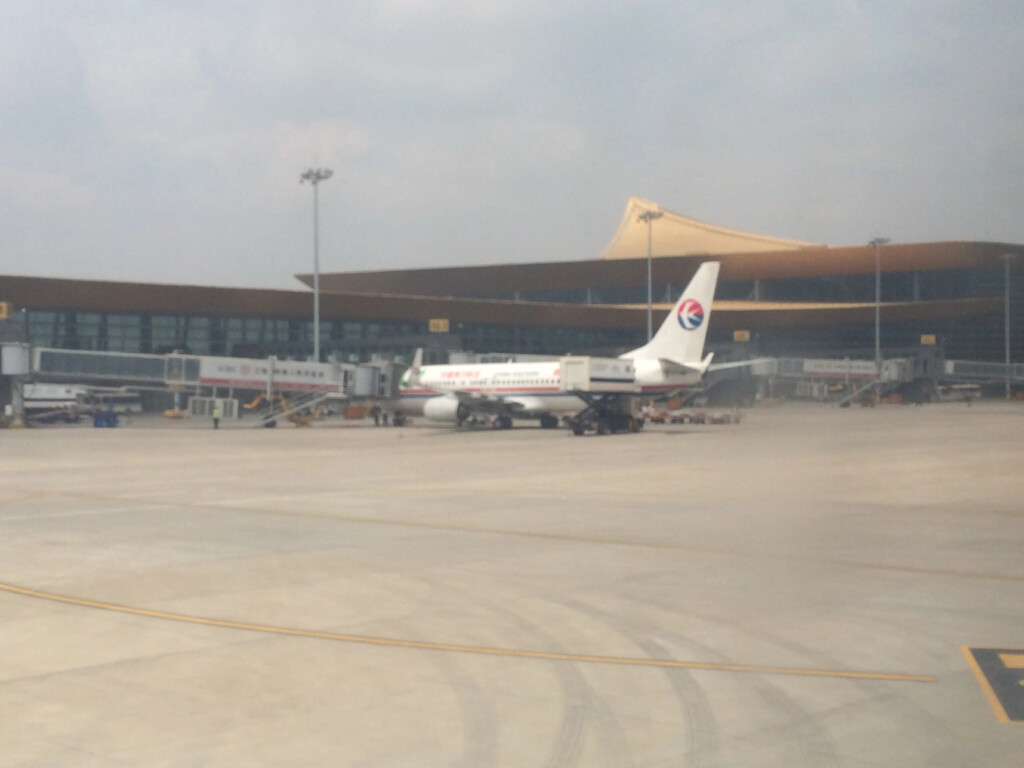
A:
707,357,776,374
658,360,703,377
659,352,714,376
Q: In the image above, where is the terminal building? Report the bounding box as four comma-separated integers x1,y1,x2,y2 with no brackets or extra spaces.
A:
1,197,1022,371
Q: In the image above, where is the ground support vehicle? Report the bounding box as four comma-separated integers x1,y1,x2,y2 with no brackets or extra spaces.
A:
566,393,643,436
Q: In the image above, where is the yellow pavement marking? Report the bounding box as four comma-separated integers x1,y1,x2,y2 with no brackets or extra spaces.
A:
999,653,1024,669
0,580,934,683
962,646,1011,723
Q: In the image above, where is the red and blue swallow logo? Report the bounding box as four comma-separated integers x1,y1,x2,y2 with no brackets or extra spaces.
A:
677,299,704,330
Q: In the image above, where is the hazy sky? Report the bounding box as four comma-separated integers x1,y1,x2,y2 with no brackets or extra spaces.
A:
2,1,1022,289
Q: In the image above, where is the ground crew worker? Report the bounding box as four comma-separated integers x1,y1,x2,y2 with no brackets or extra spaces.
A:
212,405,221,429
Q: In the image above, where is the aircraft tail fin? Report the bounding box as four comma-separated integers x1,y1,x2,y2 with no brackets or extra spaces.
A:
401,348,424,389
621,261,720,365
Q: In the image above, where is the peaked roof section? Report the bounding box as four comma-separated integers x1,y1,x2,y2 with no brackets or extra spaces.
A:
599,197,820,260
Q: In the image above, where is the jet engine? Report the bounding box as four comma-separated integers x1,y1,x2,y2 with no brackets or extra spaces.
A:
422,396,470,424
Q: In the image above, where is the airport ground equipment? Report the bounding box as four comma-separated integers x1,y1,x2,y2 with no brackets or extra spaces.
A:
557,356,642,436
188,396,239,421
19,383,142,424
20,383,87,423
242,393,267,410
559,356,636,394
565,393,643,436
249,391,337,428
92,408,119,427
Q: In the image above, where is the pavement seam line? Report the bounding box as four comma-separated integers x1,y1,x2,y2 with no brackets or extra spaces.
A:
0,580,935,683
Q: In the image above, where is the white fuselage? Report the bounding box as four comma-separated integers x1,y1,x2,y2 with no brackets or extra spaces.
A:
396,358,701,418
398,361,570,416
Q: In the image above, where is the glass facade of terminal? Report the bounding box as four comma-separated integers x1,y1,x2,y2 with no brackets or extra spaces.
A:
507,268,998,305
22,312,430,361
13,266,1019,364
21,310,646,364
465,267,1017,362
745,312,1010,361
717,268,1015,361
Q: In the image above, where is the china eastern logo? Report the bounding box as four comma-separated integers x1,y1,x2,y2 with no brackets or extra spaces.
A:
677,299,704,330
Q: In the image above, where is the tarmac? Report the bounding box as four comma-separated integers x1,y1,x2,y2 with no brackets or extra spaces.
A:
1,402,1022,766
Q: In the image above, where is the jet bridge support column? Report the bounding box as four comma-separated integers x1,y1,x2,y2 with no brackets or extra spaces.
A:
266,356,276,399
1,343,29,428
7,378,26,428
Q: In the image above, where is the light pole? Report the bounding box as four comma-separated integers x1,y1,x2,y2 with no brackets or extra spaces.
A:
869,237,890,377
1004,253,1016,400
300,168,333,362
638,210,663,341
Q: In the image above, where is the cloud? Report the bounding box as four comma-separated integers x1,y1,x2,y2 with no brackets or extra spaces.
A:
0,1,1021,286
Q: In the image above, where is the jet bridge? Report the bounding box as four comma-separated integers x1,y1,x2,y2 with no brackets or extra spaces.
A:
4,347,397,421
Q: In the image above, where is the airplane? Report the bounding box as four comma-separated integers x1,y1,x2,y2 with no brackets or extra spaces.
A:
397,261,721,431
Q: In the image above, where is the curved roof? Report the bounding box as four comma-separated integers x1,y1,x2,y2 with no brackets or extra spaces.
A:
0,275,1002,333
307,241,1024,298
599,197,819,260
